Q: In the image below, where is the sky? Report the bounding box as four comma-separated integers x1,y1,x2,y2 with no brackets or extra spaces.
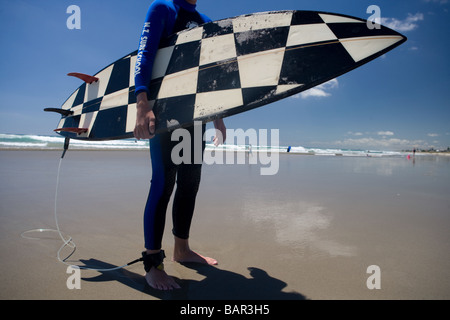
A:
0,0,449,151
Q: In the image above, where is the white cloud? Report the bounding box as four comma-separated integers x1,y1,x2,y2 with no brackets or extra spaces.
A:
299,79,338,99
377,131,395,136
381,13,424,32
347,131,364,136
328,130,447,151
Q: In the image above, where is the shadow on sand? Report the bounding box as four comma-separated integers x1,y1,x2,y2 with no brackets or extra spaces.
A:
80,259,307,300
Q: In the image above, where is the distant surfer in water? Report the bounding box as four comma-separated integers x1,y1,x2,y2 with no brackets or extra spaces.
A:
134,0,226,290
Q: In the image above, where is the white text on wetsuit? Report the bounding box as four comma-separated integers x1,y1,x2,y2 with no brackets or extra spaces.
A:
135,22,151,77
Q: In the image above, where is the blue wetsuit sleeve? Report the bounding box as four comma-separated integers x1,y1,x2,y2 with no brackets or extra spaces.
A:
200,13,212,24
134,2,169,96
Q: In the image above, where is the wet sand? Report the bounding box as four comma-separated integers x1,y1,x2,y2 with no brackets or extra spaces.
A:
1,150,449,300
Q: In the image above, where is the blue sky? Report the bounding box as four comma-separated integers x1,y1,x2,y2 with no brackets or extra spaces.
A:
0,0,449,150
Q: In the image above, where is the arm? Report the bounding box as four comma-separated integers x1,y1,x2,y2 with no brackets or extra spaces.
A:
198,14,226,145
134,2,168,139
213,118,226,146
135,2,168,96
134,92,156,140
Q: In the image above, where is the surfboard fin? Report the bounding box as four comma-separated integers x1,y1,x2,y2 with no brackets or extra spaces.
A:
68,72,99,84
44,108,74,117
54,127,88,134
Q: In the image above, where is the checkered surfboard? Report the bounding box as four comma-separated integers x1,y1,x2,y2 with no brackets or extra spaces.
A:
52,10,406,140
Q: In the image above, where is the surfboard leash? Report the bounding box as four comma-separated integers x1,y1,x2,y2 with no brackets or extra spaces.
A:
61,137,70,159
21,140,145,273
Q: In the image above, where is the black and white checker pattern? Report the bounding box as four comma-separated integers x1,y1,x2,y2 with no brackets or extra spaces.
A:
58,11,405,140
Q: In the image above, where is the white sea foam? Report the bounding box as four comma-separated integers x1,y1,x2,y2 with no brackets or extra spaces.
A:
0,133,403,157
0,133,148,150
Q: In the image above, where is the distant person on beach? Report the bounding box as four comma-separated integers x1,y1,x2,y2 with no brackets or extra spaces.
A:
134,0,226,290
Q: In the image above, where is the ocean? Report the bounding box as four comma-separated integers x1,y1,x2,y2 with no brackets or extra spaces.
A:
0,133,404,157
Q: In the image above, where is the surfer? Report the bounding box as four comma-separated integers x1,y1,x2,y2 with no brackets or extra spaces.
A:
134,0,226,290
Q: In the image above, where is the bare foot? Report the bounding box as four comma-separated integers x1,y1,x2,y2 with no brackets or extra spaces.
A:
145,267,181,290
173,249,218,265
173,236,218,265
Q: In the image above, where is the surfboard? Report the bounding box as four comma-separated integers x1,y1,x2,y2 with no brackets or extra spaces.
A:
46,10,406,140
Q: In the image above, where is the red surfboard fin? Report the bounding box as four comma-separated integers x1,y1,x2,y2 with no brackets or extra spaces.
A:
54,127,88,134
68,72,99,84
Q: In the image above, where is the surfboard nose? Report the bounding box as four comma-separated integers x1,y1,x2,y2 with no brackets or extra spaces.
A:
320,13,407,63
381,24,407,48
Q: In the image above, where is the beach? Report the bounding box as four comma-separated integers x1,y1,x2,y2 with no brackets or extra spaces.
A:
1,150,449,300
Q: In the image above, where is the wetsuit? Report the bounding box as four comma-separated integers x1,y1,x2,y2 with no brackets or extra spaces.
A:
135,0,211,250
